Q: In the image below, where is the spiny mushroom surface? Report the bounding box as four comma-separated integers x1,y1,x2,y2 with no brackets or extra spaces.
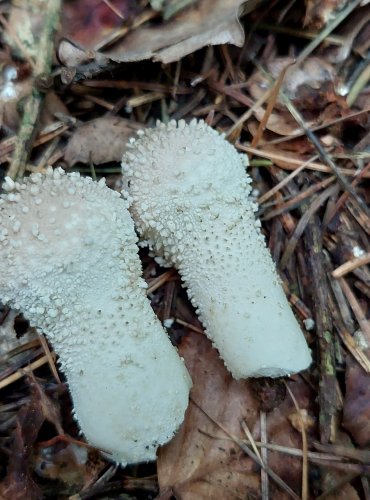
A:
122,120,311,378
0,167,191,464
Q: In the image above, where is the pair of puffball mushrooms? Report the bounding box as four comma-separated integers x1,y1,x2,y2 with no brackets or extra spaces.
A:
0,120,311,465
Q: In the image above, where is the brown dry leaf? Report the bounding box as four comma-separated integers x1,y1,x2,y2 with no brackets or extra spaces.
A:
64,115,142,166
158,330,314,499
103,0,257,63
248,57,336,110
246,56,337,136
157,330,261,500
250,109,311,136
343,355,370,446
58,1,263,68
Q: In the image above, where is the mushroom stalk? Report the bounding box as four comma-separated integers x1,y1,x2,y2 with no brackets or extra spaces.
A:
0,168,191,464
122,120,311,378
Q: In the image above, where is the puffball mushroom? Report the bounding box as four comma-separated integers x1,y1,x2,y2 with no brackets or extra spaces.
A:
122,120,311,378
0,167,191,464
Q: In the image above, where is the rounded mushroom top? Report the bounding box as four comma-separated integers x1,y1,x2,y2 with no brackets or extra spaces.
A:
123,119,252,209
0,167,141,341
122,119,260,266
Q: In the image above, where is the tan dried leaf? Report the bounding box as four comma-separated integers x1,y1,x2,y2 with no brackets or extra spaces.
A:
64,115,142,166
248,57,335,109
158,330,315,498
157,330,261,500
104,0,257,63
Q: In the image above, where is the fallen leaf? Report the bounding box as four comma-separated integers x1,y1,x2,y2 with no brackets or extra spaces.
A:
246,56,337,136
250,109,312,136
157,330,261,500
104,0,248,63
158,330,315,499
60,1,262,66
248,57,336,110
343,355,370,446
64,115,142,166
264,379,315,494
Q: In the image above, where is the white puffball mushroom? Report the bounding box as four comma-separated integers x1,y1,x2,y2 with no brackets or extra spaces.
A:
0,167,191,464
122,120,311,379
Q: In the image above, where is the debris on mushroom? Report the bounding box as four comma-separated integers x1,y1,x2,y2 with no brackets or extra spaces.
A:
122,120,311,378
0,167,191,465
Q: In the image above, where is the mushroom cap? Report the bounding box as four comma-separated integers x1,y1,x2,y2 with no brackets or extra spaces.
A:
123,119,254,264
0,168,136,329
0,167,191,463
122,120,311,378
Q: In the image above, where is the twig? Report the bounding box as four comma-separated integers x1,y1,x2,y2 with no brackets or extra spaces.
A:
7,0,62,180
279,185,337,269
260,412,269,500
262,175,335,221
0,354,54,390
146,271,176,294
237,145,370,177
305,216,337,443
38,333,61,383
347,57,370,106
281,98,370,221
250,62,292,148
265,108,370,146
332,252,370,279
339,277,370,343
174,318,204,334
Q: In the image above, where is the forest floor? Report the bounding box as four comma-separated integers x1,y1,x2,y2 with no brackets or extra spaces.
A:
0,0,370,498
